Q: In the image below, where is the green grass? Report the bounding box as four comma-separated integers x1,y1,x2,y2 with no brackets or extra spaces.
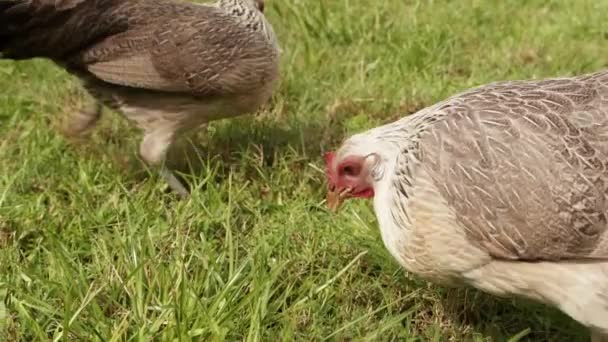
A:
1,0,606,340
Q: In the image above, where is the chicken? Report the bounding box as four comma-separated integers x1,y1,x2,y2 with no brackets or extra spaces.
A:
325,69,608,341
0,0,280,197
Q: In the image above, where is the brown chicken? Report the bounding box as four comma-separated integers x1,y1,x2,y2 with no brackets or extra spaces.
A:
0,0,280,197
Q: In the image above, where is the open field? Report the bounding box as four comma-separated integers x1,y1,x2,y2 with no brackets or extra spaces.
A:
1,0,607,340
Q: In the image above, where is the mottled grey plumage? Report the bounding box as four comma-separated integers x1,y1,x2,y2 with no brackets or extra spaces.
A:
0,0,280,196
329,69,608,341
421,71,608,262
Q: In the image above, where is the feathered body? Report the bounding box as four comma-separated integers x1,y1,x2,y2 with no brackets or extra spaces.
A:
326,70,608,340
0,0,280,196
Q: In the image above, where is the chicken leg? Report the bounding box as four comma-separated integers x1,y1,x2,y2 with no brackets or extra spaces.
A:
62,101,103,137
140,126,190,198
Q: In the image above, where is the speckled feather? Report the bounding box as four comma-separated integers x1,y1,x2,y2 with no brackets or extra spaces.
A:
0,0,279,97
420,71,608,261
333,69,608,337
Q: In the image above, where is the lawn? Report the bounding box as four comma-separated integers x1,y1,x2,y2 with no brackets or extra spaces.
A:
1,0,606,340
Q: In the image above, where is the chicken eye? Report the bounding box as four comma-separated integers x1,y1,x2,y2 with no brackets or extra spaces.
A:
340,164,361,177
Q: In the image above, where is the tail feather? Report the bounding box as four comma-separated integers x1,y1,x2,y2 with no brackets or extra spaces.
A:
0,0,29,39
0,0,127,61
0,0,67,59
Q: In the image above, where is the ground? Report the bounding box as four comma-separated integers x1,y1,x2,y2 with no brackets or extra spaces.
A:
0,0,606,340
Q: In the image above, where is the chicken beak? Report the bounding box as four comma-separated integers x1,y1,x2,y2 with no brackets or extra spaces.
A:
326,188,342,213
326,187,350,213
324,151,344,212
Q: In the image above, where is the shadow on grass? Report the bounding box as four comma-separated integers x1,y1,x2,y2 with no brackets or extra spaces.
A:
165,95,430,186
60,92,431,196
438,287,588,341
159,115,337,191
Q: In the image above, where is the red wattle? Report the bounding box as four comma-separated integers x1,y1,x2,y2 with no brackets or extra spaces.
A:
324,151,336,166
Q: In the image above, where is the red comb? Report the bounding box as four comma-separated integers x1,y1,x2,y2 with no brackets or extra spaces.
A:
324,151,337,183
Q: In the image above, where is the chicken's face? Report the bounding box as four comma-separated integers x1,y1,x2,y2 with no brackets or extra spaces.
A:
324,152,375,211
324,133,394,212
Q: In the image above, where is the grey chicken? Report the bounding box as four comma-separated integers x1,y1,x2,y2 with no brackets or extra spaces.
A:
0,0,280,197
325,70,608,341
